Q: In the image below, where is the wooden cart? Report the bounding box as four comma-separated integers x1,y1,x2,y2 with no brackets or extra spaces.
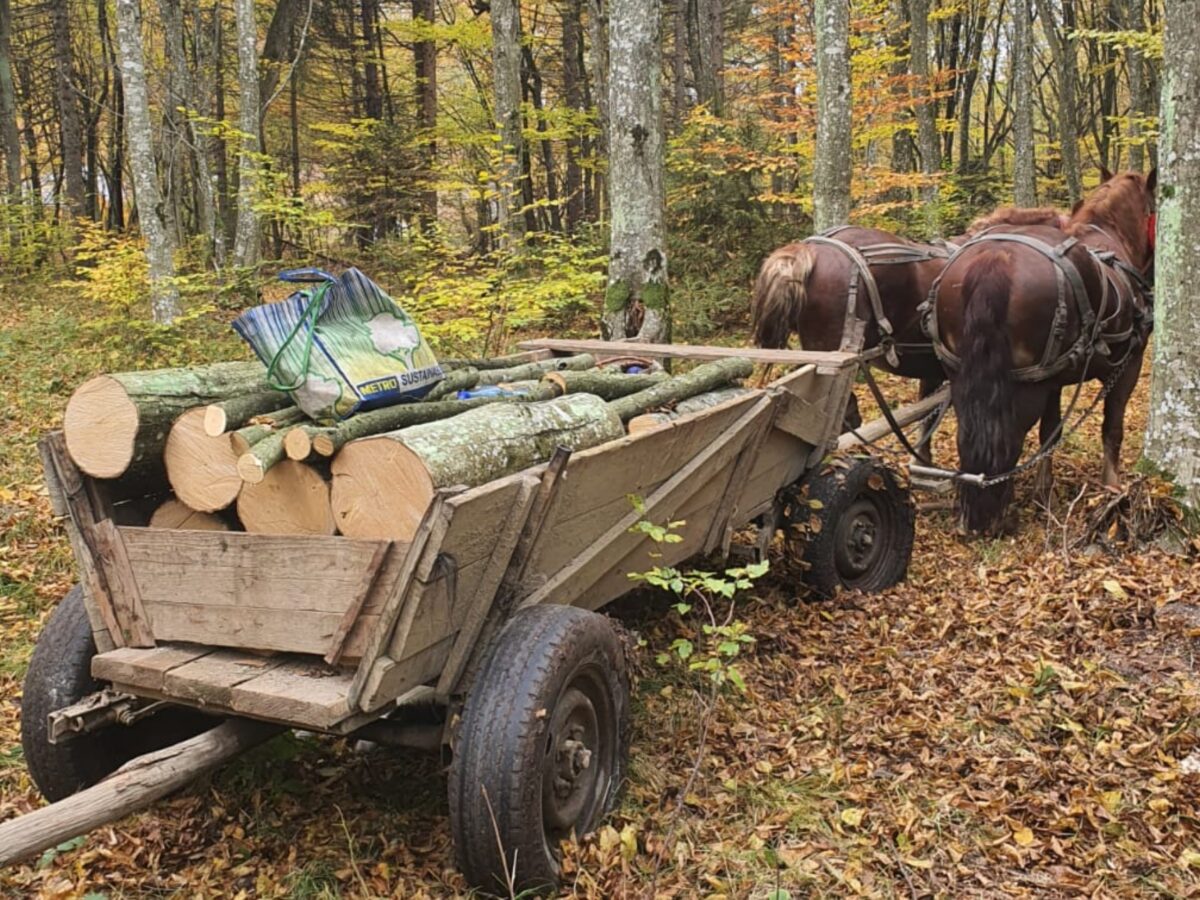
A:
12,339,932,893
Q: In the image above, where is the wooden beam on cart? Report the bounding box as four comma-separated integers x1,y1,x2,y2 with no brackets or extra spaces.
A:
517,338,880,373
836,383,951,451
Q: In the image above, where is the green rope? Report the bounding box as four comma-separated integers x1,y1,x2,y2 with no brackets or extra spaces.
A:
264,282,331,392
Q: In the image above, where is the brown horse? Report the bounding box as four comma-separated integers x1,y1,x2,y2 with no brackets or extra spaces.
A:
751,226,953,435
929,171,1156,533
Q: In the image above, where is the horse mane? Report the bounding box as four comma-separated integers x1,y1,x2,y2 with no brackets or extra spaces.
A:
966,207,1067,234
1067,173,1149,257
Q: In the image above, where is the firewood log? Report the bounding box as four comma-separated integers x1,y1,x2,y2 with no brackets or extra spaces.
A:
237,460,336,535
148,498,230,531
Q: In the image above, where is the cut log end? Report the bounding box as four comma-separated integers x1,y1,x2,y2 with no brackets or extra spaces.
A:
284,428,313,461
63,375,139,479
237,460,337,535
237,453,268,485
312,434,336,457
331,438,435,541
149,499,230,531
627,413,672,436
164,408,243,512
203,405,229,437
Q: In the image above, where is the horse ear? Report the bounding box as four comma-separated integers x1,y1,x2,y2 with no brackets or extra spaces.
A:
1147,167,1158,194
1099,166,1115,184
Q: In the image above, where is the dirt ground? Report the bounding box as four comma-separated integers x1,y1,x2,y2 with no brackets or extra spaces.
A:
2,292,1199,898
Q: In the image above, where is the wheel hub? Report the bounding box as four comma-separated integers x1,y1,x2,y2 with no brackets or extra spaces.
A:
553,727,593,798
543,685,604,834
834,498,886,580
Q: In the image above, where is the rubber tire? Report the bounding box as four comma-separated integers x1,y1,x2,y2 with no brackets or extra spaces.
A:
792,457,915,598
448,605,629,896
21,585,215,802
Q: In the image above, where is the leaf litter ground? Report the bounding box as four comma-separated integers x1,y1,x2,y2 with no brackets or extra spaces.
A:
2,292,1200,898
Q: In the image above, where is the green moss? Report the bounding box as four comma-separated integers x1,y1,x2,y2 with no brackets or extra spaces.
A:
641,280,669,311
605,280,632,312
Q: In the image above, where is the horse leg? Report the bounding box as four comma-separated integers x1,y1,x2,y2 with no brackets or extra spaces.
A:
1101,350,1144,489
913,375,945,464
1034,387,1063,505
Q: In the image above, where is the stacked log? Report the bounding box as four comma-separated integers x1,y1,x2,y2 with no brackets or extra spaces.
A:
60,354,754,539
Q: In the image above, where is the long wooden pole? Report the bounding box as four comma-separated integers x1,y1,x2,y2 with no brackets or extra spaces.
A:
0,720,280,868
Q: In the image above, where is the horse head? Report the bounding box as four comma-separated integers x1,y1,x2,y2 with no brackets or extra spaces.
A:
1069,168,1157,272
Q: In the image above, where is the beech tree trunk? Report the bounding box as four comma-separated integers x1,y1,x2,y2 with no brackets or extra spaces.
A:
0,0,20,197
1036,0,1083,204
909,0,940,235
116,0,181,324
813,0,851,231
1124,0,1148,172
1012,0,1037,206
686,0,723,115
492,0,525,246
232,0,261,267
51,0,86,218
1144,1,1200,509
606,357,751,421
413,0,437,227
603,0,669,343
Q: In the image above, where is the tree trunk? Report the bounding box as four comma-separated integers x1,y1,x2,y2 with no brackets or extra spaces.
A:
116,0,181,323
563,0,585,230
813,0,852,231
1036,0,1083,204
542,369,667,400
0,720,281,869
164,408,245,511
51,0,87,218
603,0,669,343
491,0,525,246
413,0,437,227
1012,0,1037,206
63,362,270,479
1144,1,1200,509
909,0,941,235
360,0,383,120
606,357,751,421
671,0,688,128
0,0,21,197
887,0,915,184
1124,0,1148,172
587,0,609,220
213,5,232,249
331,393,626,539
232,0,261,268
686,0,723,115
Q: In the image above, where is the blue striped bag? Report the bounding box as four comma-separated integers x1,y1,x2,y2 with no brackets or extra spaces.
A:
233,268,444,422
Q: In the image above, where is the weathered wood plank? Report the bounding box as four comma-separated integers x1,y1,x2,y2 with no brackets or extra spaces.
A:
91,645,213,691
93,520,155,647
837,383,950,450
702,400,780,555
521,397,774,610
325,541,392,666
359,634,457,712
771,365,834,446
162,651,282,707
230,663,355,729
118,528,406,615
519,338,869,369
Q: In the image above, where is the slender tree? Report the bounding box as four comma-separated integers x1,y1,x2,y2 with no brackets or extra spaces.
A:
0,0,21,198
603,0,669,342
909,0,941,234
1012,0,1037,206
562,0,585,230
413,0,437,227
1124,0,1149,172
687,0,723,115
115,0,180,323
51,0,87,218
1036,0,1083,203
232,0,260,267
491,0,525,246
813,0,851,231
1144,0,1200,508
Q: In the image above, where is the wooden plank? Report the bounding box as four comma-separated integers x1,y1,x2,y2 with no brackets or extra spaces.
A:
144,601,380,659
837,383,950,450
347,496,450,709
771,366,834,446
230,663,355,730
435,475,539,697
440,475,542,572
119,528,404,614
91,645,212,691
93,520,155,647
519,338,867,369
359,634,457,713
162,650,282,707
702,399,780,556
37,436,68,517
325,541,392,666
520,397,774,610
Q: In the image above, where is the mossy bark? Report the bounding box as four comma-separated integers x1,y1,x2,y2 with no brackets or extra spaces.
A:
606,358,753,422
543,369,667,400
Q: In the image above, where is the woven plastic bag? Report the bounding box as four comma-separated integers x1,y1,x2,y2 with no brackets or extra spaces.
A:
233,268,444,422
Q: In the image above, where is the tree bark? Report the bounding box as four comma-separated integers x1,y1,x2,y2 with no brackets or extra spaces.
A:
413,0,437,227
1144,0,1200,509
213,4,232,249
232,0,261,267
686,0,723,115
562,0,585,229
606,357,751,421
51,0,87,218
0,0,21,197
1036,0,1083,204
542,370,667,400
203,392,293,436
587,0,609,221
603,0,669,343
1124,0,1148,172
64,362,271,479
886,0,915,183
1012,0,1037,206
491,0,525,246
909,0,941,235
116,0,181,323
0,720,281,869
813,0,852,231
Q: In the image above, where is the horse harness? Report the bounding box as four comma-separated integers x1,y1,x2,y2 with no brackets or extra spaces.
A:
920,228,1153,384
807,225,951,366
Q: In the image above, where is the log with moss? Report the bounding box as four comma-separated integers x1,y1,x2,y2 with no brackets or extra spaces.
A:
626,387,754,436
474,353,596,386
329,358,753,540
229,407,306,454
237,460,336,535
63,361,270,479
542,369,667,400
149,498,230,531
202,391,292,436
422,368,480,401
164,408,245,511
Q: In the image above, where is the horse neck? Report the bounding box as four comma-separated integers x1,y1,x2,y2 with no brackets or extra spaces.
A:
1072,201,1148,266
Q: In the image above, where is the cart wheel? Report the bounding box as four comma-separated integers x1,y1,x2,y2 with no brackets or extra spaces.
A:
21,585,215,802
786,456,915,598
448,605,629,895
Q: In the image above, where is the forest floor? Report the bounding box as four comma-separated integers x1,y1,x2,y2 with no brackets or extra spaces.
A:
2,285,1200,899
